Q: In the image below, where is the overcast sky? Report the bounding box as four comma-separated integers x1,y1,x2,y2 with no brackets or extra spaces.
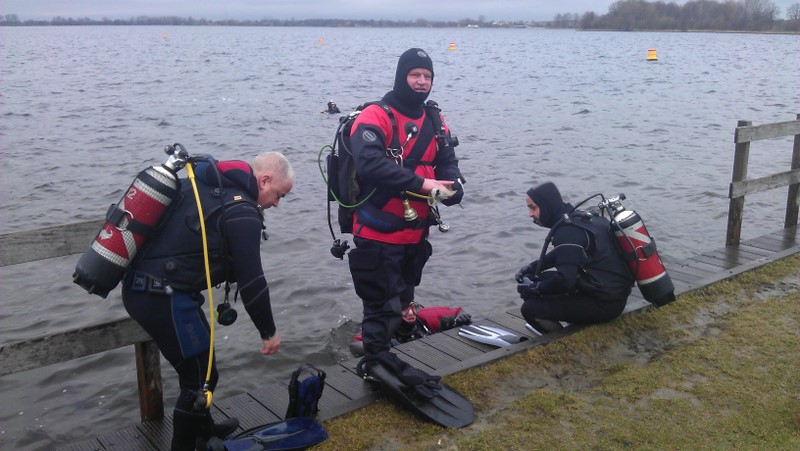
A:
2,0,796,22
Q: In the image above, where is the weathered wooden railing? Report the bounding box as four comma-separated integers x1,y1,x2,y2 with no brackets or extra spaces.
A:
0,219,165,422
727,114,800,245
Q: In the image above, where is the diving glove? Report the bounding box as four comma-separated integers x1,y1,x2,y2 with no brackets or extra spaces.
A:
430,186,457,204
515,262,537,283
517,276,541,298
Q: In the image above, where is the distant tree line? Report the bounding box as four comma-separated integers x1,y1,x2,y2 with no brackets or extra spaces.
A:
555,0,800,32
2,0,799,32
0,14,528,28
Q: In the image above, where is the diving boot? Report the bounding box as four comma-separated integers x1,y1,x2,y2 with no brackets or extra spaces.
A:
525,318,565,335
171,409,206,451
204,412,239,440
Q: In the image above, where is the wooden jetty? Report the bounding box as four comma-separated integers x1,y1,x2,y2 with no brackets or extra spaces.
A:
1,116,798,450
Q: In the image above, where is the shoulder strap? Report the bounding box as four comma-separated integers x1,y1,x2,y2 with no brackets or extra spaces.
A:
359,101,401,150
402,113,435,171
424,100,457,154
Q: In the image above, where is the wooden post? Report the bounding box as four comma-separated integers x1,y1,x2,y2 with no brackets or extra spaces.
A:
135,340,164,422
785,113,800,228
726,120,752,246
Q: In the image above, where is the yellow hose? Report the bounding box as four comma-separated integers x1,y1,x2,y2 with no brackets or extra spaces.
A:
186,162,216,409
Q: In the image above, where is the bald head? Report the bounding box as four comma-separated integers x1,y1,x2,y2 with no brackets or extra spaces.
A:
251,151,294,209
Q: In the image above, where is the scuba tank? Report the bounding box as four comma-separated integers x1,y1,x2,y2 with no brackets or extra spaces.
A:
599,194,675,307
72,145,188,298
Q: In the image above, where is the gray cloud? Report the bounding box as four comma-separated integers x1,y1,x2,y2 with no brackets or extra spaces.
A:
2,0,624,22
2,0,797,22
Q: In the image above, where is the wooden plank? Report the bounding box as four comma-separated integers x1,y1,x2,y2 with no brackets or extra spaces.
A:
665,268,703,284
214,392,280,433
0,318,150,376
316,363,381,419
679,258,732,273
137,416,173,451
726,120,751,246
322,363,378,401
734,119,800,143
702,247,766,266
786,121,800,227
249,382,292,419
415,329,489,361
393,339,461,372
666,261,715,277
97,426,157,450
483,312,536,339
0,219,104,266
55,438,104,451
734,243,775,257
134,341,163,422
743,235,795,253
729,169,800,198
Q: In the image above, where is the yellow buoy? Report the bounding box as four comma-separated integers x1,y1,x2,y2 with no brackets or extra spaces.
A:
646,48,658,61
318,38,324,45
448,42,456,51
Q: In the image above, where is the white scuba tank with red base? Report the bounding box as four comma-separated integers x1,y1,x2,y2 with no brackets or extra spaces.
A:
612,208,675,307
73,149,186,298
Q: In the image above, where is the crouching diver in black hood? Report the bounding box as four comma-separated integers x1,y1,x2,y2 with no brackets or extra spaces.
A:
122,152,294,450
515,182,634,335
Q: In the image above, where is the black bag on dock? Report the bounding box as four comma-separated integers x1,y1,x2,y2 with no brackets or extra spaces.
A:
285,363,326,419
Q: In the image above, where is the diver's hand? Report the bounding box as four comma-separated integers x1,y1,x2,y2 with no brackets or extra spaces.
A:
421,178,454,194
454,311,472,326
515,262,536,283
260,332,281,355
517,277,541,299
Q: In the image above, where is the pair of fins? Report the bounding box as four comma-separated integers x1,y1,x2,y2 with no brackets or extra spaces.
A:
367,361,474,429
458,324,529,347
220,417,328,451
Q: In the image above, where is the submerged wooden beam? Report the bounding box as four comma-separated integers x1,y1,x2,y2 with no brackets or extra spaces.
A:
0,219,103,267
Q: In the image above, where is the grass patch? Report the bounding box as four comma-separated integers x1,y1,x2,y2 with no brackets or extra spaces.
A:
316,255,800,450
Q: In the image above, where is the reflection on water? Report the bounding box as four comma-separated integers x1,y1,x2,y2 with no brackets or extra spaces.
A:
0,26,798,449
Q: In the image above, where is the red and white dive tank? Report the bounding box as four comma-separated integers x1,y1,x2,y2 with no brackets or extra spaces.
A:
602,194,675,307
73,146,187,298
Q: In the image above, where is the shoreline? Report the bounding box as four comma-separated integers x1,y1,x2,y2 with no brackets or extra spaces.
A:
316,255,800,449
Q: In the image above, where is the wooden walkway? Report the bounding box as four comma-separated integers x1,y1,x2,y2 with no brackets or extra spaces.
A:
57,226,799,451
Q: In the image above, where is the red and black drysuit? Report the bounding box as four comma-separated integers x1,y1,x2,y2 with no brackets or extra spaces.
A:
347,66,464,360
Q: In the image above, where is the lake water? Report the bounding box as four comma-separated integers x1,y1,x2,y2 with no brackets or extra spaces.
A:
0,25,797,449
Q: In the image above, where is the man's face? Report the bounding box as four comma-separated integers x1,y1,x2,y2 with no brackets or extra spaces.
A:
401,303,418,323
526,195,542,226
258,174,293,209
406,68,432,94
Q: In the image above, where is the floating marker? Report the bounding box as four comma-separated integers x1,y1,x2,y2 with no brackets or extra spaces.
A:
448,42,456,51
647,48,658,61
318,38,324,45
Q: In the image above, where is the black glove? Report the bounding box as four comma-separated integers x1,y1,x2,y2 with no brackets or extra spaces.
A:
515,261,537,283
517,276,541,298
454,312,472,326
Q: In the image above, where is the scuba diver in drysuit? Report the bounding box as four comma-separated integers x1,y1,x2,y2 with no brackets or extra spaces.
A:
350,303,471,357
345,48,473,428
122,154,292,450
515,182,634,334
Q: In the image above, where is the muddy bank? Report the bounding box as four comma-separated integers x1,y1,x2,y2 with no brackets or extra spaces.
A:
316,255,800,450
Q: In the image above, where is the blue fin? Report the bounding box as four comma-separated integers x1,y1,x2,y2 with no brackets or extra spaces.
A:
222,417,328,451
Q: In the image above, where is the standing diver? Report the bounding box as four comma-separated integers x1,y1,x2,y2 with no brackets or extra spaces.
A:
345,47,472,428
